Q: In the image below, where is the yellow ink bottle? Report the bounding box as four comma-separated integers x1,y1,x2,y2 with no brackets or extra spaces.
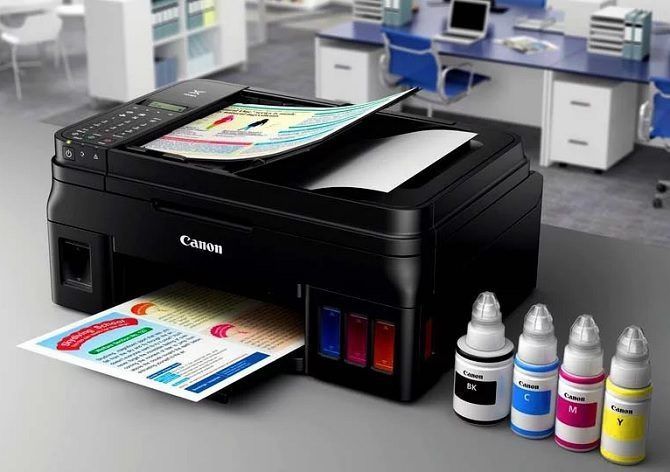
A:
600,326,652,466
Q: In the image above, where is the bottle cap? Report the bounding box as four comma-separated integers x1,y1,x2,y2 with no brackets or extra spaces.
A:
465,292,508,351
610,325,651,389
562,315,604,377
517,304,558,365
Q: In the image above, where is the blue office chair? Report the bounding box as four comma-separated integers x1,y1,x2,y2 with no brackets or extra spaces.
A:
379,29,490,117
500,0,546,7
639,77,670,209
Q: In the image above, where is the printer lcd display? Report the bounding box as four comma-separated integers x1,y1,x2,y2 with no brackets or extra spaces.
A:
145,100,188,113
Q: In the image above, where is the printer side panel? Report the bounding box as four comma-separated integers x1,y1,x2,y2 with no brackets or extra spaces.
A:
431,172,544,369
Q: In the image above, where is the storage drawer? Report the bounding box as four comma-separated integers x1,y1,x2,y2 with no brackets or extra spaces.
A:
549,135,606,169
317,42,385,103
548,74,637,170
552,80,610,137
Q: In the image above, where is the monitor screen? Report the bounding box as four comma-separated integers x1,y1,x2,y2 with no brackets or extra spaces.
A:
450,1,488,32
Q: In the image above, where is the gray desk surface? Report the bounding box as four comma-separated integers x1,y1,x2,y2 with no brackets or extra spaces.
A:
1,118,669,471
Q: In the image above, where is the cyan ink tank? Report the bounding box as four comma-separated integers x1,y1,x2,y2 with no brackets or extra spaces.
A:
510,304,559,439
453,292,514,424
555,315,605,452
601,326,653,465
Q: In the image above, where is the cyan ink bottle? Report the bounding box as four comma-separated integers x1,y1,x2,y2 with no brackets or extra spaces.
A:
453,292,515,424
510,304,559,439
555,315,605,452
601,326,653,465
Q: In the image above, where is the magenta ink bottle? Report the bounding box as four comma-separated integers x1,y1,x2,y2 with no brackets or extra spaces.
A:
554,315,605,452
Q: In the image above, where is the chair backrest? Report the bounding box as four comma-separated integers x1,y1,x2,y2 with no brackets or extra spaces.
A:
502,0,546,8
650,77,670,140
382,29,440,92
5,11,63,44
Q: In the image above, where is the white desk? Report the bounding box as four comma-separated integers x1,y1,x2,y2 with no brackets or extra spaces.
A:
0,0,58,15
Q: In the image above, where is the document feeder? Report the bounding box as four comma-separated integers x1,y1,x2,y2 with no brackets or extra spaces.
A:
49,79,543,401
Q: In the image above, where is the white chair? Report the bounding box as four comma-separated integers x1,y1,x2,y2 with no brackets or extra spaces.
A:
56,0,85,20
0,10,72,100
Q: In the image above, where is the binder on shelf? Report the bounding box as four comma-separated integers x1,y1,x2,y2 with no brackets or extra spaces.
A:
152,0,180,40
631,10,651,61
622,9,636,59
188,33,216,75
187,0,217,30
588,6,651,60
155,56,178,88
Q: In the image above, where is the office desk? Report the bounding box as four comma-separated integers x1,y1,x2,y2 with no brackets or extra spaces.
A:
316,3,670,168
2,118,670,471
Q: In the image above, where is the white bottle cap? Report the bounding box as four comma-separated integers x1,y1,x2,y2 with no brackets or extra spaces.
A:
517,304,558,365
562,314,604,377
465,292,507,351
609,326,651,389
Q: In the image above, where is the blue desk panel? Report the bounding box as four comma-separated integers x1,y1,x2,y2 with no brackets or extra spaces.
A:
318,2,670,84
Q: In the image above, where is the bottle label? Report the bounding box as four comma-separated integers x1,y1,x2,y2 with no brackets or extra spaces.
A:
512,385,552,415
454,372,496,405
556,395,598,427
602,397,649,441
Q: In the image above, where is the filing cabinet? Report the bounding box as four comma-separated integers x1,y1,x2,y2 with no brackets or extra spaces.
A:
548,73,638,171
315,38,390,103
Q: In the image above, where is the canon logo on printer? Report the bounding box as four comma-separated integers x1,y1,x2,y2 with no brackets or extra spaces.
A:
179,235,222,255
184,89,206,98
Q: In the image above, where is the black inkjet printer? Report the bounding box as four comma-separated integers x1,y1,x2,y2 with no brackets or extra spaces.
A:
48,79,543,401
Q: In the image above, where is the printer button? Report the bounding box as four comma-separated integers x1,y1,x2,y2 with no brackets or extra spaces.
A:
62,146,75,161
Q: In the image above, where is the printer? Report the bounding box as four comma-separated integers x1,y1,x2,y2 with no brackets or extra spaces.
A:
48,79,543,401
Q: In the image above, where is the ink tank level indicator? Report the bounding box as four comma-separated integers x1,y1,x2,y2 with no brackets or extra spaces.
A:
319,306,341,359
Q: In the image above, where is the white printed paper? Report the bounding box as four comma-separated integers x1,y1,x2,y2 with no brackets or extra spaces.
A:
304,129,476,193
18,282,303,402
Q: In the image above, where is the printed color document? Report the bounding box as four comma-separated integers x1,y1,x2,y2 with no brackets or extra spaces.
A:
19,282,303,401
142,90,414,161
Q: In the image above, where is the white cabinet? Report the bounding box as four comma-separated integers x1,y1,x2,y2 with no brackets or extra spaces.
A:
86,0,247,102
548,73,638,170
315,38,390,103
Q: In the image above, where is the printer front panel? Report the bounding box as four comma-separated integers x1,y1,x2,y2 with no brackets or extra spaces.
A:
47,177,437,400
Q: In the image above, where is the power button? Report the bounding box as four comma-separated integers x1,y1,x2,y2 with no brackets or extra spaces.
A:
63,146,75,161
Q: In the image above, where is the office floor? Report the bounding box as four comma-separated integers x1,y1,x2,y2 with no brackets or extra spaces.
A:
1,9,669,248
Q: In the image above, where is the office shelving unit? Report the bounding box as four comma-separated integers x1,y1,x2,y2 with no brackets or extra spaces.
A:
587,7,629,57
247,0,331,10
86,0,247,102
353,0,383,23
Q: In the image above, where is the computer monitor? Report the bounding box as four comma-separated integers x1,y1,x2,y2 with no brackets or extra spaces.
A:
448,0,491,37
443,0,508,14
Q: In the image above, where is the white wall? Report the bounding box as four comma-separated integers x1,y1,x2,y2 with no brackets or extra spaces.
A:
548,0,670,23
617,0,670,23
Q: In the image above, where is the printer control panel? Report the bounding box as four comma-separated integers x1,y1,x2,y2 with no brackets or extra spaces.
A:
61,103,179,147
55,79,248,172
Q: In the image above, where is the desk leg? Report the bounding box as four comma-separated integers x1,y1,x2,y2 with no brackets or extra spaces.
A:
540,70,554,168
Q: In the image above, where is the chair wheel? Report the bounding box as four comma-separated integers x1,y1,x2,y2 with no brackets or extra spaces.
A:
594,169,604,175
653,198,664,209
657,183,668,193
558,163,567,168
